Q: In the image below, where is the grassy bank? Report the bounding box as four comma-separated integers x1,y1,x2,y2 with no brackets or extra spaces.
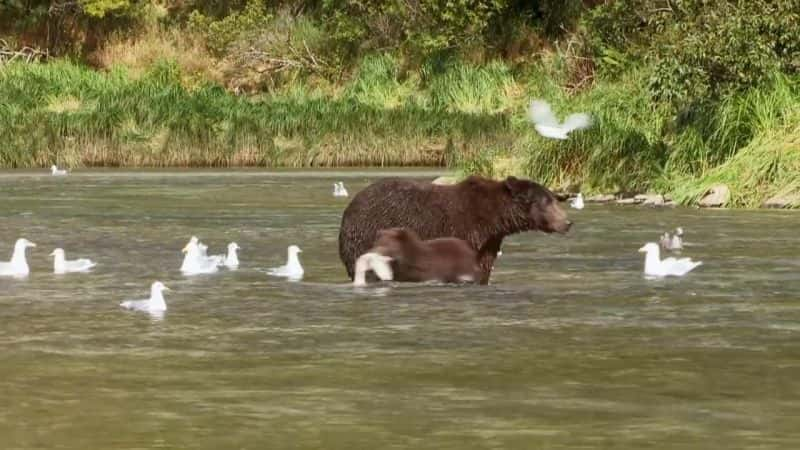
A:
506,68,800,209
0,58,515,168
3,1,800,208
2,56,799,208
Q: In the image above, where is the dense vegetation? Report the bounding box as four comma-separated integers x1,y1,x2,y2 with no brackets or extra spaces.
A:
1,0,799,207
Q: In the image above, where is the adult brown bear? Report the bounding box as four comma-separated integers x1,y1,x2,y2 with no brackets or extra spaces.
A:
338,175,572,284
369,228,481,284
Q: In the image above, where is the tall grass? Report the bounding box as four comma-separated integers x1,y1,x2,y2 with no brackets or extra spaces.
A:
344,54,418,109
518,68,670,192
93,26,220,86
486,61,800,208
0,59,512,168
669,76,800,207
425,60,518,114
3,55,799,208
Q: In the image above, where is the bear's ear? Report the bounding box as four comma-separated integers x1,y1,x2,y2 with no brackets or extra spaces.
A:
503,176,524,198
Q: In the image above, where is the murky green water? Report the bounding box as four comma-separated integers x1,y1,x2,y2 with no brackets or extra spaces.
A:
1,170,799,449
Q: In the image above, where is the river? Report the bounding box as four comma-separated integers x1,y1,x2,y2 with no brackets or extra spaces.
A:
1,170,799,449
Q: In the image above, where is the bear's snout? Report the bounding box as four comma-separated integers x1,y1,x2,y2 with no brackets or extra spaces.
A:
536,201,572,234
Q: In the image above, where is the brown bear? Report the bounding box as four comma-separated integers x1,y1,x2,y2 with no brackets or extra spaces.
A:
366,228,481,284
338,175,572,284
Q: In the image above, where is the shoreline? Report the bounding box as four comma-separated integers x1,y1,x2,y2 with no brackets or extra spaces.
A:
3,167,796,210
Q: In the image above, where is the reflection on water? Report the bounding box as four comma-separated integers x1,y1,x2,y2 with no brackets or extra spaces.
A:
1,170,799,449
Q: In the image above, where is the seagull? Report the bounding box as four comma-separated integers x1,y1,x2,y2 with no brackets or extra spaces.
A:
638,242,701,277
50,248,97,274
181,236,220,274
223,242,240,269
353,251,394,286
51,165,68,176
528,99,591,140
120,281,169,315
333,182,349,197
570,193,585,210
0,238,36,277
267,245,304,280
660,227,684,251
199,242,225,266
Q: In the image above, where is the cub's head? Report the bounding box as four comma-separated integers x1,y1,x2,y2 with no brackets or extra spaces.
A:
372,227,418,258
503,176,572,234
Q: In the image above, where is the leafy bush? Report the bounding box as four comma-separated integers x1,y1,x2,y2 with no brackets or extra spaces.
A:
587,0,800,102
320,0,509,58
218,9,329,91
187,0,272,55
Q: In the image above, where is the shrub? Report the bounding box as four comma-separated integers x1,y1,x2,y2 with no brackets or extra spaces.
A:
587,0,800,102
218,9,329,92
187,0,271,55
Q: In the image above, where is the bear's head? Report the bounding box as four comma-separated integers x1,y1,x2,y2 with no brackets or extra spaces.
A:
503,176,572,234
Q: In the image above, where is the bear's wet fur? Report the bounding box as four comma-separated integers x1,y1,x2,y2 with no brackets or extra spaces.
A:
338,175,571,284
370,228,481,284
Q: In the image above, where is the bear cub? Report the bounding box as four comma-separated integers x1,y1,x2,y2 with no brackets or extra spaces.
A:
355,228,481,285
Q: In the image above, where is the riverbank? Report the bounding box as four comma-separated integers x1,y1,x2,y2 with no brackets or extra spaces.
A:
0,59,514,169
2,59,799,208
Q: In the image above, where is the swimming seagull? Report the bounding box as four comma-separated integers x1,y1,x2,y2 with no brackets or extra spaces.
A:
353,251,394,286
333,182,349,197
50,248,97,274
51,165,68,176
120,281,169,316
660,227,684,251
528,99,592,140
570,193,585,210
199,242,225,266
638,242,701,277
267,245,304,280
223,242,240,269
180,236,220,275
0,238,36,277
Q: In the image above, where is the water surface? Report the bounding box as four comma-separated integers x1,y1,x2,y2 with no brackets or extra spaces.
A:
1,170,799,449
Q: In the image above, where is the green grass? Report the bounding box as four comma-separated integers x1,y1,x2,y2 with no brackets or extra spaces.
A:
451,62,800,208
0,59,513,168
670,120,800,208
517,67,670,193
2,56,799,208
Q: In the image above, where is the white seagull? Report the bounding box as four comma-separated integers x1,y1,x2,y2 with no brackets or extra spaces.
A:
333,181,349,197
120,281,169,315
181,236,220,275
223,242,240,269
528,99,592,140
199,242,225,266
660,227,684,251
267,245,304,280
50,248,97,274
570,193,585,210
353,251,394,286
51,165,68,176
638,242,701,277
0,238,36,277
